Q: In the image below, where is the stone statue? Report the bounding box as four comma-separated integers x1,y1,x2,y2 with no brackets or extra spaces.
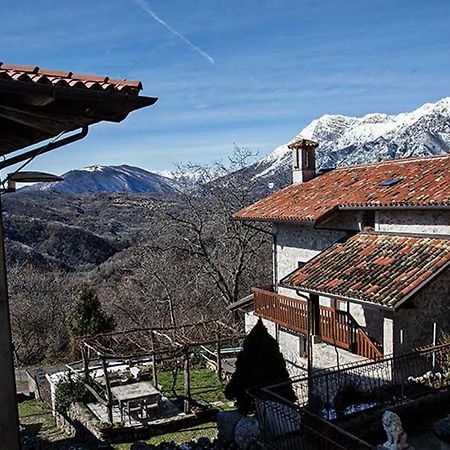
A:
381,411,412,450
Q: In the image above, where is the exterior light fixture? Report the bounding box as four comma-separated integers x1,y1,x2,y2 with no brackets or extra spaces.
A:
3,171,63,192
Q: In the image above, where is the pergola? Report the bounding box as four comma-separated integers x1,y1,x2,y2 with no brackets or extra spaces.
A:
68,320,244,424
0,62,157,450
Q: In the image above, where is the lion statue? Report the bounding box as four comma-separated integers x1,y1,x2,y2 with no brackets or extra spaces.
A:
381,411,413,450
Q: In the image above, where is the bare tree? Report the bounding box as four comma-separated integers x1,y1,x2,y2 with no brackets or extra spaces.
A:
152,145,272,308
8,265,77,364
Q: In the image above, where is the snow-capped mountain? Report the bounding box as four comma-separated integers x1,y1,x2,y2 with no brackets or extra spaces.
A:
24,164,178,194
254,97,450,185
21,98,450,197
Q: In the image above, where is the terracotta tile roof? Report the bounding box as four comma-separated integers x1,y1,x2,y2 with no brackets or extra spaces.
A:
0,62,157,156
280,232,450,308
233,155,450,223
0,63,143,95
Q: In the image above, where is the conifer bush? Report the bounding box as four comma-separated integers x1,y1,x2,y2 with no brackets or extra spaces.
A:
66,287,115,338
225,319,296,414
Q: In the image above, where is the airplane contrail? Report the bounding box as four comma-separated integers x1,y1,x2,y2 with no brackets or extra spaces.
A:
133,0,215,65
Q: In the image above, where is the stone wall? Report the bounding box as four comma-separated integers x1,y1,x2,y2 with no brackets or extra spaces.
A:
245,312,306,378
65,402,219,445
311,342,366,373
275,223,346,282
317,210,365,231
377,210,450,235
244,312,276,338
394,266,450,353
277,327,308,378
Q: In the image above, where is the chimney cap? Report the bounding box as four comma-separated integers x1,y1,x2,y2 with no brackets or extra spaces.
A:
287,138,319,150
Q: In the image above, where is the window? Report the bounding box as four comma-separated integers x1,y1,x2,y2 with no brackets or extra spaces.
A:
303,148,312,169
293,148,300,169
299,334,307,356
337,300,348,312
362,210,375,229
381,178,403,187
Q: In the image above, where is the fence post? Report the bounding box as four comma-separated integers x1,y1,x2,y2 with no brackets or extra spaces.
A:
432,322,437,370
150,331,158,389
101,357,113,424
217,338,222,381
183,350,191,414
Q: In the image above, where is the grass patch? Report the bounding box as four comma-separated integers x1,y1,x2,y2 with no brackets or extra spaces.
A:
19,399,68,442
113,422,218,449
158,368,228,404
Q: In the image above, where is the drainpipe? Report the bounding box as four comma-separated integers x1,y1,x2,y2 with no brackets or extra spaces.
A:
295,290,315,402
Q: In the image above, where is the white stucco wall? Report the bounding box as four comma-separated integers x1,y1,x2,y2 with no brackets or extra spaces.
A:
311,342,366,372
377,210,450,235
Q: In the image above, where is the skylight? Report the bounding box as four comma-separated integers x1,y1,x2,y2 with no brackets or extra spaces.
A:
381,178,403,187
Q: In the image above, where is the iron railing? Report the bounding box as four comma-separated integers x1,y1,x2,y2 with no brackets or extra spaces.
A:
253,343,450,449
253,389,373,449
265,342,450,418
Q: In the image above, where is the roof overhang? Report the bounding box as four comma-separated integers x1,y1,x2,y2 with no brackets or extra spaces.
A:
0,80,157,158
279,283,394,312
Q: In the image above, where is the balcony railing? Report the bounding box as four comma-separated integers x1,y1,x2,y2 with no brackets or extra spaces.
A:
253,287,308,334
252,287,382,360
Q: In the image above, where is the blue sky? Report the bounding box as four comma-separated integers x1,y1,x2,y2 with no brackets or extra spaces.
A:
2,0,450,174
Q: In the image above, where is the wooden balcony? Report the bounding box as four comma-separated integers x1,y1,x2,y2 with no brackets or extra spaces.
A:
252,287,382,360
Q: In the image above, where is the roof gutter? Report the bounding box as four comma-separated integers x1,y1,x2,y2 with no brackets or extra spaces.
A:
0,79,157,107
339,205,450,211
231,215,316,226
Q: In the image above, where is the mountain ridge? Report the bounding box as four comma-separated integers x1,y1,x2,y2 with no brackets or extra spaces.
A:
251,97,450,187
23,164,179,194
23,97,450,195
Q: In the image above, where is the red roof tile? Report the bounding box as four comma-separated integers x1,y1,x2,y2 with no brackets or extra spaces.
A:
233,155,450,223
280,232,450,308
0,62,157,156
0,63,143,95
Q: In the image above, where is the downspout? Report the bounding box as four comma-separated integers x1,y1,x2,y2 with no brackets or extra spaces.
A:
295,290,314,388
0,126,89,170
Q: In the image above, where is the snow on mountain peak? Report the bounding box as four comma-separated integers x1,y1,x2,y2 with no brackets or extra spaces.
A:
82,165,105,173
257,97,450,180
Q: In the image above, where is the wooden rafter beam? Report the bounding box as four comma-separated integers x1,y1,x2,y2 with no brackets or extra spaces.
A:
0,104,67,135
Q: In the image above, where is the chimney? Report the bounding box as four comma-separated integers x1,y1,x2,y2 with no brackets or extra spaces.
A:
287,138,319,184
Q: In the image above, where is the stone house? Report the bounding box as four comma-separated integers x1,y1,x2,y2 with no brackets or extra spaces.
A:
232,139,450,377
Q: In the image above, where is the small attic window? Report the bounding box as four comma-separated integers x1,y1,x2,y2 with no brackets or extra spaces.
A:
381,178,403,187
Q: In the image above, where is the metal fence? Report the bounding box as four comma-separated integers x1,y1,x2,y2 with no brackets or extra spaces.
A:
265,342,450,418
254,389,372,449
253,343,450,449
